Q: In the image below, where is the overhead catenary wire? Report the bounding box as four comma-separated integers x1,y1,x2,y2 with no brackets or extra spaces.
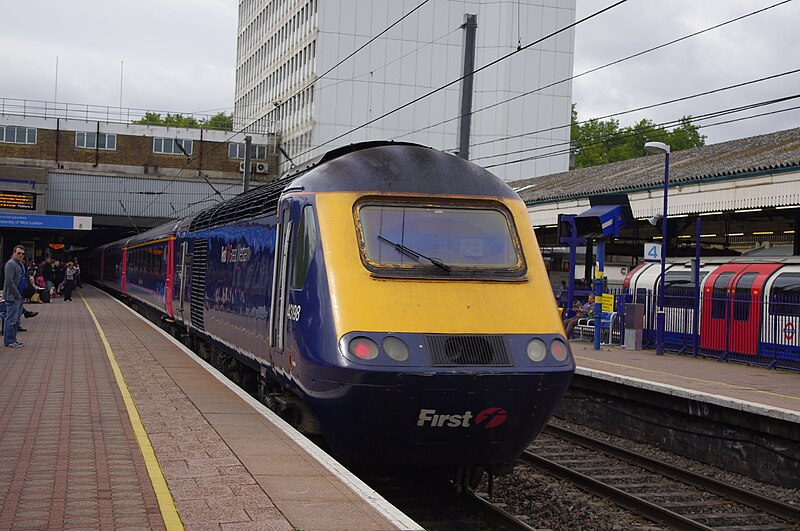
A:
466,68,800,159
391,0,794,144
292,0,631,160
482,95,800,170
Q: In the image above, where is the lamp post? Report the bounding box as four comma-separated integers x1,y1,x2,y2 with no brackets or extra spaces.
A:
644,141,671,356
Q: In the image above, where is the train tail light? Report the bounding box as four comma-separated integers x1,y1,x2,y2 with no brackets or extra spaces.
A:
550,338,569,362
347,337,379,360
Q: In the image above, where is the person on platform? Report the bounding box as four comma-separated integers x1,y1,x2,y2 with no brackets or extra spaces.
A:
62,261,76,301
562,294,595,339
3,245,26,347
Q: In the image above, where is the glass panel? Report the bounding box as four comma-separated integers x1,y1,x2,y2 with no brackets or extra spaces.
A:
359,204,520,270
27,128,36,144
770,272,800,317
106,134,116,150
154,138,163,152
228,143,239,158
76,132,85,147
0,126,5,142
16,127,26,143
733,273,757,321
183,139,193,155
711,272,734,319
291,206,318,290
86,132,96,148
98,134,106,149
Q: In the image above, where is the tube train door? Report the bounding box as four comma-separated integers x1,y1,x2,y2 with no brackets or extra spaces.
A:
700,263,781,355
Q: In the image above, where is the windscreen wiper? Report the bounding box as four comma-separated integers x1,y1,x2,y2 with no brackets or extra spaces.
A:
377,235,451,272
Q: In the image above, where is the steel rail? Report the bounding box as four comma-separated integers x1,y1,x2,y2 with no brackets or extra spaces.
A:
520,450,714,530
544,425,800,525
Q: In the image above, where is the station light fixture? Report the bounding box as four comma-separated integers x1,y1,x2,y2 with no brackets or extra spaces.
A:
700,233,717,238
776,205,797,209
752,231,774,235
699,211,723,216
727,232,745,237
733,208,762,213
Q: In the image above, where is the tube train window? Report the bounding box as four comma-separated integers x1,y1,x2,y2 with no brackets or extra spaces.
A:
355,199,525,278
770,272,800,317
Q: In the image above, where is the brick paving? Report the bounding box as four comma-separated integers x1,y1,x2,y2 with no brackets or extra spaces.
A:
0,294,164,530
571,341,800,415
0,285,409,530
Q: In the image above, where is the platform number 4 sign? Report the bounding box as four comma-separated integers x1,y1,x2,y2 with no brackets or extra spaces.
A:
644,243,662,263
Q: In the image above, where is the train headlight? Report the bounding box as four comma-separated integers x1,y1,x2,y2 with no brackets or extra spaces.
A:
526,338,547,362
348,337,379,360
382,336,409,362
550,338,569,362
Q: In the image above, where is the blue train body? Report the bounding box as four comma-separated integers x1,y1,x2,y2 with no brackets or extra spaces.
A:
90,142,575,481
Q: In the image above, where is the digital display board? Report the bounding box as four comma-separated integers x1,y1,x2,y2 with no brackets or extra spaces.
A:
0,191,36,210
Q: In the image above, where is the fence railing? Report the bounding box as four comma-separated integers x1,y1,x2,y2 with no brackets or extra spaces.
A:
556,286,800,372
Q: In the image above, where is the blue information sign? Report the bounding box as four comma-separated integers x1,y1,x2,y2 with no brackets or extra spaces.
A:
0,213,92,230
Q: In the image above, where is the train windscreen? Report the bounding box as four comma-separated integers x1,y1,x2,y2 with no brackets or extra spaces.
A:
357,202,524,274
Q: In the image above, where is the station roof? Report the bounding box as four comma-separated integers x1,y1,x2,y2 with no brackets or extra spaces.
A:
512,127,800,205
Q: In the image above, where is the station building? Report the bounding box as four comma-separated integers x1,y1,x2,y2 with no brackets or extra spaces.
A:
0,104,277,263
234,0,577,181
513,127,800,287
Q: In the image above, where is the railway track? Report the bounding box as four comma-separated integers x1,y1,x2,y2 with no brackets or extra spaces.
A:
363,473,536,531
524,425,800,530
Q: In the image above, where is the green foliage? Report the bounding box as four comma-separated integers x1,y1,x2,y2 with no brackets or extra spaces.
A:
570,105,706,168
132,111,233,131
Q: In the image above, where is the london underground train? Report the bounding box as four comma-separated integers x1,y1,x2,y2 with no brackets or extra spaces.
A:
623,257,800,366
90,141,575,485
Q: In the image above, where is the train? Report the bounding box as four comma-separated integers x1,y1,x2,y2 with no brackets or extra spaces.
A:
89,141,575,485
623,257,800,366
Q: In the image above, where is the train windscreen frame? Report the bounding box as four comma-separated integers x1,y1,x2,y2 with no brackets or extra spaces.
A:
355,198,526,279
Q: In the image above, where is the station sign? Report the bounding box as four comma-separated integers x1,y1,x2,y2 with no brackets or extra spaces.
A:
644,243,662,263
0,213,92,230
0,190,36,210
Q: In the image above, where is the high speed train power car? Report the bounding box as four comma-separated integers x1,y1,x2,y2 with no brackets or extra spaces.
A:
90,141,575,485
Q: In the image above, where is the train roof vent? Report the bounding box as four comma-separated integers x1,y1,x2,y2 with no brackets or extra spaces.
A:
425,335,512,366
189,174,299,232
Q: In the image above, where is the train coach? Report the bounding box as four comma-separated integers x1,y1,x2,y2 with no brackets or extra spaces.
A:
89,141,575,486
623,257,800,365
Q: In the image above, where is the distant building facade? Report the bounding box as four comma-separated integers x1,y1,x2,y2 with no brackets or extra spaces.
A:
234,0,576,181
0,109,277,261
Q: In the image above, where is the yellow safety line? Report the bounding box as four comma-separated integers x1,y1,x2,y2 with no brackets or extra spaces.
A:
80,293,184,530
575,355,800,404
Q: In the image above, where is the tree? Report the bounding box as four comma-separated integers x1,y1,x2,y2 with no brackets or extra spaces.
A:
132,111,233,131
570,105,706,169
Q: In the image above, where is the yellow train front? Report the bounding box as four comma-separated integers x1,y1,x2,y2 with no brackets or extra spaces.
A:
277,142,574,477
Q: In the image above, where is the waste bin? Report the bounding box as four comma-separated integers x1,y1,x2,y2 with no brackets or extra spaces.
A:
624,303,644,350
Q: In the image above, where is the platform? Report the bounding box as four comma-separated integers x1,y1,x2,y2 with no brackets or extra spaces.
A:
0,285,419,530
570,341,800,421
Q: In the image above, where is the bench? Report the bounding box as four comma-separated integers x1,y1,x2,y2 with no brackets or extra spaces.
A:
574,311,620,344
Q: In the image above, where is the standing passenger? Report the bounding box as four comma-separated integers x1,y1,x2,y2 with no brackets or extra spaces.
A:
3,245,26,347
62,261,76,302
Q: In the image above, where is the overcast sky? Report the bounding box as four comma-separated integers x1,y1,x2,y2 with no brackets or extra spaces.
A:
0,0,797,146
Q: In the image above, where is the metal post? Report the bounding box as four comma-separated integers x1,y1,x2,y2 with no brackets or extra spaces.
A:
243,135,252,192
594,239,605,351
457,13,477,160
656,151,670,355
692,217,701,356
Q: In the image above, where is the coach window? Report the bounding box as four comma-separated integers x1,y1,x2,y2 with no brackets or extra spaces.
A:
291,205,318,290
733,273,757,321
770,272,800,317
711,272,734,319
